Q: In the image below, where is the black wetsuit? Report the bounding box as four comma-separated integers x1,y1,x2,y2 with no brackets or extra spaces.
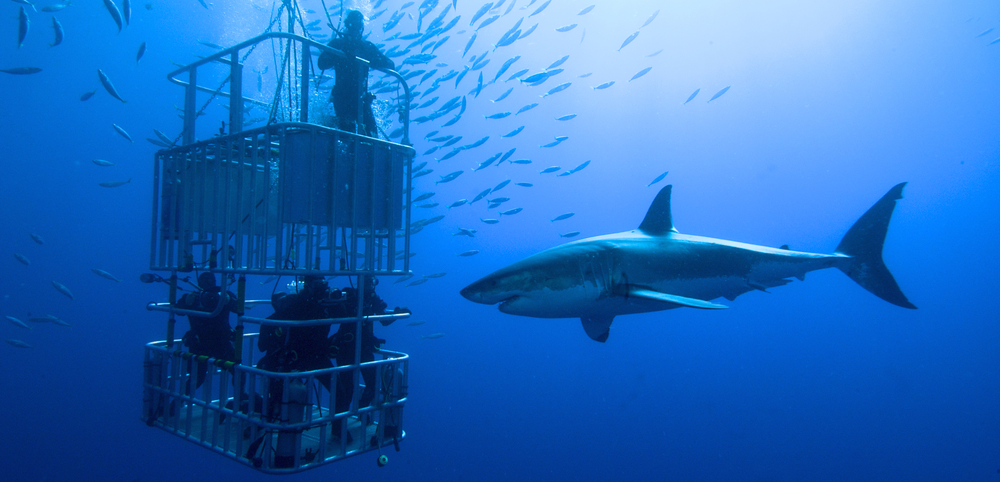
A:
330,287,387,416
177,289,237,389
317,34,395,137
257,291,350,390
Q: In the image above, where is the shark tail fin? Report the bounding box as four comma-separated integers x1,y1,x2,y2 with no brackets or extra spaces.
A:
834,182,916,309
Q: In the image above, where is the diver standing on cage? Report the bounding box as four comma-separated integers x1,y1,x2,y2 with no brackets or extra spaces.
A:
317,9,395,138
176,272,238,389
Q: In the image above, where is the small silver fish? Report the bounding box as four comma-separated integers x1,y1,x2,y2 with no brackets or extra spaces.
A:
112,123,133,143
480,218,500,224
98,69,127,103
6,339,34,348
41,2,71,12
17,7,29,49
30,233,44,244
551,213,575,222
92,159,116,167
29,314,61,323
457,250,480,257
707,85,731,103
407,278,429,287
136,41,146,62
80,90,97,101
412,192,436,203
684,89,700,104
540,166,561,174
424,272,447,279
559,231,581,238
542,82,571,97
6,316,31,330
406,321,426,326
91,268,122,282
511,160,532,165
52,318,72,327
50,16,63,47
394,273,415,284
453,228,476,237
641,10,660,28
436,171,464,184
555,114,577,121
515,103,538,115
502,126,525,137
555,24,577,32
102,0,123,32
14,253,30,265
1,67,42,75
630,67,652,81
51,281,74,300
593,81,615,90
421,333,445,339
529,0,550,17
515,182,533,187
619,31,639,51
99,179,131,188
499,208,522,216
198,40,223,49
648,171,669,186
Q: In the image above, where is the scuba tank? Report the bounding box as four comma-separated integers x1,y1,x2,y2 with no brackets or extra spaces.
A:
274,379,309,468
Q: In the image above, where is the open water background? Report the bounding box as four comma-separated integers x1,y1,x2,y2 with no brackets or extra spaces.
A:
1,0,998,480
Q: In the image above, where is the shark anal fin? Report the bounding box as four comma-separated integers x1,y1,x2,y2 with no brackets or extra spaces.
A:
581,316,614,343
747,278,793,292
627,288,728,309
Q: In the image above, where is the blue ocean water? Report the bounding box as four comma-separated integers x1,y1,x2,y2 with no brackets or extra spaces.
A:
2,0,999,480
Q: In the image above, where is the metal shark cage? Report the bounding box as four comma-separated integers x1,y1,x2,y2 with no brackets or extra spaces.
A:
141,30,416,474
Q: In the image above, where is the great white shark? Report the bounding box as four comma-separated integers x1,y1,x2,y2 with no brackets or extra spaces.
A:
460,183,916,342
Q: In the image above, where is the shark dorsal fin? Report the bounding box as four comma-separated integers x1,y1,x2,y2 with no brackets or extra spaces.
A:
638,185,677,235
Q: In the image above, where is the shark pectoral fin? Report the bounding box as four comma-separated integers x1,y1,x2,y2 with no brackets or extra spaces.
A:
628,288,728,310
581,316,614,343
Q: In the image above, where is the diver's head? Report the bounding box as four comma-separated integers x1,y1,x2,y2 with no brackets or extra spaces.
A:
197,272,218,292
302,274,329,298
344,10,365,39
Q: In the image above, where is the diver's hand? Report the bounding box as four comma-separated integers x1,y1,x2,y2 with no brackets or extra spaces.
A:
392,306,411,314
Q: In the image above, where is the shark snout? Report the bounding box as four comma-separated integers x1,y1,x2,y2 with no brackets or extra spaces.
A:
460,277,508,305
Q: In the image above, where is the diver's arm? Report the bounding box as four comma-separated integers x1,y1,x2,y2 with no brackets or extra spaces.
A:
317,39,341,70
364,42,395,71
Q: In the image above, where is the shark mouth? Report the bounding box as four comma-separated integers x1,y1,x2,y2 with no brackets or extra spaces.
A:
497,295,522,313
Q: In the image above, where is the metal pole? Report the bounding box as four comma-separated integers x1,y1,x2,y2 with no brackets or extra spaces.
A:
184,68,197,145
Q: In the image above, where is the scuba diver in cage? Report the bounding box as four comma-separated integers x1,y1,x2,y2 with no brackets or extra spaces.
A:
317,9,395,138
256,275,408,443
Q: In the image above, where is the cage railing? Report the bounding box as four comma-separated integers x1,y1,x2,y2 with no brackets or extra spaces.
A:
142,332,408,474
